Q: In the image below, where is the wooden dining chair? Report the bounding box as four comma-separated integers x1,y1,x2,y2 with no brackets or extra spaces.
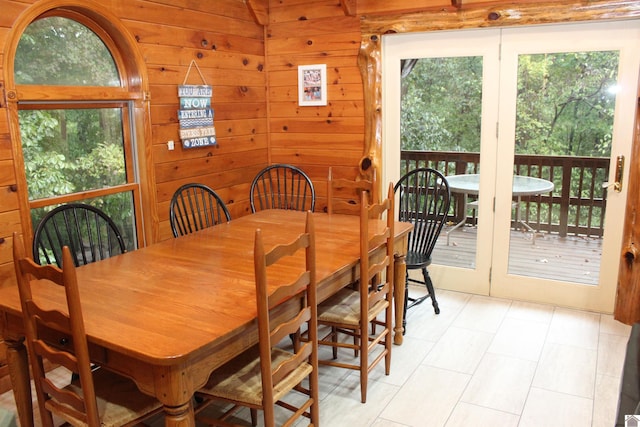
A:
12,232,163,427
316,183,395,403
326,166,376,215
394,168,451,328
195,211,319,427
250,164,316,213
169,183,231,237
32,203,126,268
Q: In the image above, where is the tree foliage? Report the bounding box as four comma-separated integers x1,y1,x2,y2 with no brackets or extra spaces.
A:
401,51,618,158
15,16,119,86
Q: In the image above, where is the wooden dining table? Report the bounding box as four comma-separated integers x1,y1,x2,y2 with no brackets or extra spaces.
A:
0,210,412,427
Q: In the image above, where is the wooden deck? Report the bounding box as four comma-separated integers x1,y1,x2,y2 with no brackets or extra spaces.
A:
432,224,602,285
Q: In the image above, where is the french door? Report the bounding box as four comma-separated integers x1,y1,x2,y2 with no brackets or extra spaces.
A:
382,21,640,312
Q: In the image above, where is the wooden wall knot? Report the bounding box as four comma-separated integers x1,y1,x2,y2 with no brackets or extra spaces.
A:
625,244,638,267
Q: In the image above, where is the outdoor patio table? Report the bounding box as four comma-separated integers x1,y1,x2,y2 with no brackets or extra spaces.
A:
445,174,554,244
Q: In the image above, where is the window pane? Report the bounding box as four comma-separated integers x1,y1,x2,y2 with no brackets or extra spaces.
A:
14,17,120,86
19,108,126,200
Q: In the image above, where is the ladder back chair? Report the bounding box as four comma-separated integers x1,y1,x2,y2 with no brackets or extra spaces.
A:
169,183,231,237
195,211,319,427
250,164,315,213
32,203,126,268
326,166,376,215
394,168,451,330
316,183,395,403
12,232,163,427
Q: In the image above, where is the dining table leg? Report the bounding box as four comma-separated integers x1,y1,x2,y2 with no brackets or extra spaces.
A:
5,338,34,427
393,253,407,345
163,402,195,427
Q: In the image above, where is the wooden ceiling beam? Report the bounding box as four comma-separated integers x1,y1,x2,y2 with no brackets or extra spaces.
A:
245,0,268,26
340,0,357,16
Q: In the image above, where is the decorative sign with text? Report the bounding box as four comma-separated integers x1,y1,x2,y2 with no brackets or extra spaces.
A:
178,61,216,149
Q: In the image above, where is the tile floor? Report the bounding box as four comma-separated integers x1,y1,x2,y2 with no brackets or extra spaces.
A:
0,288,632,427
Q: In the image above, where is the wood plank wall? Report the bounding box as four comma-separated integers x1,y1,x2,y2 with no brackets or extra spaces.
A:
266,0,366,213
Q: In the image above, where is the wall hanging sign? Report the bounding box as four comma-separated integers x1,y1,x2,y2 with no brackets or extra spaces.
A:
178,60,216,149
298,64,327,106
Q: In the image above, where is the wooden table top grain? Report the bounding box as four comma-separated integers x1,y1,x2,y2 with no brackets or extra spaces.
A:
0,210,412,427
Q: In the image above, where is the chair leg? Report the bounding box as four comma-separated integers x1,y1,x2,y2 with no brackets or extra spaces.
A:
331,327,338,359
422,268,440,315
402,273,409,334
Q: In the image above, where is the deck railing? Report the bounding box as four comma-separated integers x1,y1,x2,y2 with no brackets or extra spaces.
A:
401,150,610,238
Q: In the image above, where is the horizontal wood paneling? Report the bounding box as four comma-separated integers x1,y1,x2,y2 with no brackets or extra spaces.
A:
266,0,365,197
0,137,13,161
269,100,364,118
268,0,345,23
113,0,263,39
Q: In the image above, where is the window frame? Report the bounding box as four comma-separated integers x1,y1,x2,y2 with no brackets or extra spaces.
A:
9,7,148,249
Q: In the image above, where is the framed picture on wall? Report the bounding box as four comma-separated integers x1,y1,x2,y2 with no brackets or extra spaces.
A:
298,64,327,106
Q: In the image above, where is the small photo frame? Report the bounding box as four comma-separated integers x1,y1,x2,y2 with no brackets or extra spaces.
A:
298,64,327,106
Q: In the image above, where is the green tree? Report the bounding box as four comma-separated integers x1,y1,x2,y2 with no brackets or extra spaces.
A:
401,56,483,152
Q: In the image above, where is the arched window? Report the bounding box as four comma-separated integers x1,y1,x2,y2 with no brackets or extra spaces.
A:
13,11,143,249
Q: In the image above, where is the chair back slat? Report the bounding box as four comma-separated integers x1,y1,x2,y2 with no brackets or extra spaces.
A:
33,203,126,268
169,183,231,237
327,166,376,215
250,164,315,212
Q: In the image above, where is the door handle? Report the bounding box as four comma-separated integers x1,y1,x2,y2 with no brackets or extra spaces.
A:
602,155,624,193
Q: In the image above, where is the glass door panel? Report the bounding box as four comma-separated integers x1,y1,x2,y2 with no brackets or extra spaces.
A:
400,56,483,269
509,50,618,285
383,29,500,295
491,21,640,311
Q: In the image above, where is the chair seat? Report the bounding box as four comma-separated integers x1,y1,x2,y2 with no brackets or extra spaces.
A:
199,346,313,406
318,287,389,325
62,368,162,427
405,251,432,269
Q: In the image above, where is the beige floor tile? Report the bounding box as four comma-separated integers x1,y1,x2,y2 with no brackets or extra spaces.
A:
444,402,520,427
422,326,493,374
452,295,511,333
600,314,632,337
520,387,592,427
597,332,630,378
532,342,597,398
403,289,470,342
460,353,537,414
505,300,555,324
370,419,411,427
487,316,548,361
318,373,399,427
371,335,433,387
380,365,470,427
592,373,624,427
546,307,600,350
